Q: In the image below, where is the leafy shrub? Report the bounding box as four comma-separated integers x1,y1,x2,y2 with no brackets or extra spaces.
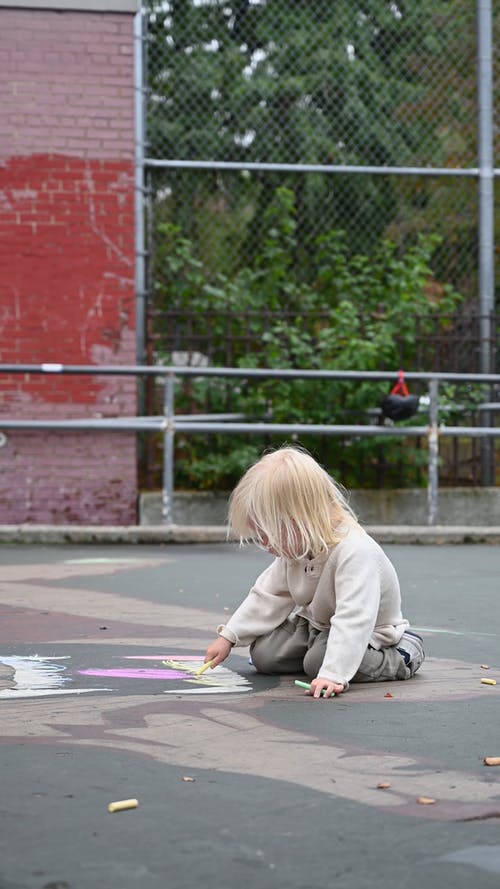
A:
152,187,463,490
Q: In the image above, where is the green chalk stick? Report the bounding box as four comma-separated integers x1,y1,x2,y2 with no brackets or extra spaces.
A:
294,679,334,697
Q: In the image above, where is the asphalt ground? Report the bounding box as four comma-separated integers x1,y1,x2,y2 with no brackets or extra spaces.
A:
0,542,499,889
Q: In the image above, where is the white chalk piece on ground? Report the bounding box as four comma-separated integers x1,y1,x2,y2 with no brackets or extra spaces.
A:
108,798,139,813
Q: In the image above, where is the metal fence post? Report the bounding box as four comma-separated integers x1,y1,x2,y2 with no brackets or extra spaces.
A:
477,0,495,485
162,372,175,525
427,379,439,525
134,8,146,367
134,6,148,484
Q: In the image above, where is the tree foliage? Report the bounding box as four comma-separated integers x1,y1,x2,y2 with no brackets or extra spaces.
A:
154,188,464,490
146,0,486,269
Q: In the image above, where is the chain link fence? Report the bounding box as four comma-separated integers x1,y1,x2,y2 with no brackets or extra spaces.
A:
143,0,495,288
139,0,499,492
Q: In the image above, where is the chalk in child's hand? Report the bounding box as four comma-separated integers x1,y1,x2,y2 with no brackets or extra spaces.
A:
195,659,213,676
294,680,333,697
107,798,138,813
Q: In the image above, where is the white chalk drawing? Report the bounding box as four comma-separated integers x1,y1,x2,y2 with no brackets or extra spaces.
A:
157,656,252,695
0,652,251,699
414,625,500,639
0,655,111,699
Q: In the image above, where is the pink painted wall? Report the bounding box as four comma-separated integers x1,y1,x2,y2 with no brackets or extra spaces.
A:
0,6,138,525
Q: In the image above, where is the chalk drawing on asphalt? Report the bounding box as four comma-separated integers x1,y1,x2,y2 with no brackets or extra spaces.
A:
159,656,252,695
81,655,252,695
0,651,251,698
0,655,111,699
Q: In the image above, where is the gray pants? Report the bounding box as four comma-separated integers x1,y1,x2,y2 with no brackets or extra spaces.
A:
250,616,422,683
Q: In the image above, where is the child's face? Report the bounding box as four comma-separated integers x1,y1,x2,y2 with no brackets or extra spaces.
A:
251,520,305,560
253,528,280,557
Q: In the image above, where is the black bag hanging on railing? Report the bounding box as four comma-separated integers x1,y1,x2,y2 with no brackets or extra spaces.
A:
380,369,420,421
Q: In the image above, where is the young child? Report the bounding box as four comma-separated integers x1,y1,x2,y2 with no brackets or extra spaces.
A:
203,446,424,699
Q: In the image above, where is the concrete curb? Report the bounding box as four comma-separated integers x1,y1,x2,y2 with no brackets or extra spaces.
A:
0,524,499,545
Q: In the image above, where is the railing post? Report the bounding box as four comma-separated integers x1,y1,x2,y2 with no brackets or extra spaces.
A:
477,0,495,485
162,372,175,525
427,378,439,525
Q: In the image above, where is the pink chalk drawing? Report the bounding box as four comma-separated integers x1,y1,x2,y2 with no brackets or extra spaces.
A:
0,651,252,698
78,668,189,680
123,655,202,661
106,656,253,695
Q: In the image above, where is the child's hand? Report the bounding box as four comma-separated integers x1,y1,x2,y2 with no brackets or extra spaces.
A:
308,677,344,699
204,636,233,669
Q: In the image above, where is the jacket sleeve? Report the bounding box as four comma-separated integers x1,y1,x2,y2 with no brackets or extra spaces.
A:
217,558,295,647
317,543,382,686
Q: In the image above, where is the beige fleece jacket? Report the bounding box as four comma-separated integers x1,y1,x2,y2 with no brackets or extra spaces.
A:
217,526,409,687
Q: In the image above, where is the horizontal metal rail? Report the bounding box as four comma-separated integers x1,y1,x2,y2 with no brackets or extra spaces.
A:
1,419,499,438
1,363,500,384
143,158,500,178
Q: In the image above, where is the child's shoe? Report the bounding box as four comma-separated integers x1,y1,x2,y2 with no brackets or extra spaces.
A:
397,630,425,676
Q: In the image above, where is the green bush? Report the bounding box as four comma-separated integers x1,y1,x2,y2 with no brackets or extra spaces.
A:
153,187,463,490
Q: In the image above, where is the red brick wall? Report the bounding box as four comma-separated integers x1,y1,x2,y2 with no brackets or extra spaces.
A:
0,7,137,525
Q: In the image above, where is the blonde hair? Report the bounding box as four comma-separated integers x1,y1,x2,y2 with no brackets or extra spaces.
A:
228,446,358,559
